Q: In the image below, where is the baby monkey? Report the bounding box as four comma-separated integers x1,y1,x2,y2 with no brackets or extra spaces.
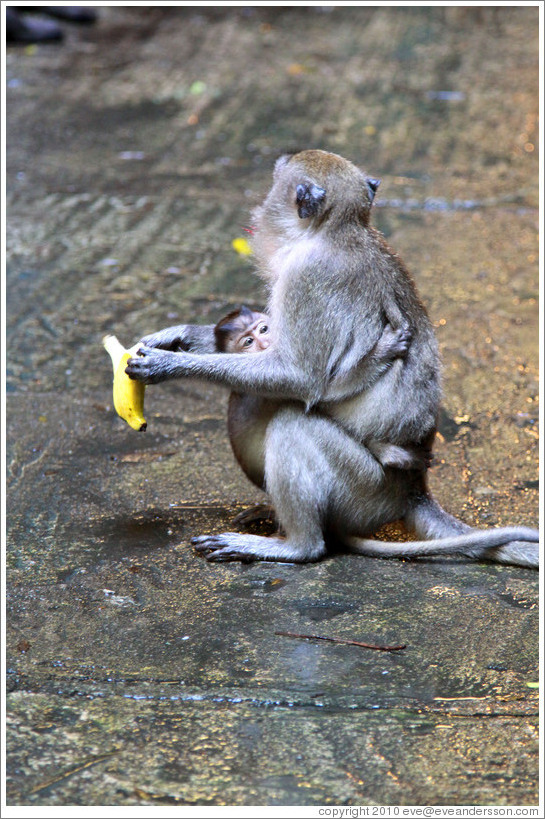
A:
215,305,429,472
214,305,271,355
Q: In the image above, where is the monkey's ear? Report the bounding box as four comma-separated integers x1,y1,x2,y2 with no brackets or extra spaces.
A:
367,177,381,202
295,183,326,219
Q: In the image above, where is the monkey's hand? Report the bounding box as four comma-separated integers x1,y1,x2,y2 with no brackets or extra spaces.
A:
126,346,179,384
376,323,412,361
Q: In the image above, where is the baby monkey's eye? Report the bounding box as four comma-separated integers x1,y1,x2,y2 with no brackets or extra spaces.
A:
259,324,269,334
243,336,254,347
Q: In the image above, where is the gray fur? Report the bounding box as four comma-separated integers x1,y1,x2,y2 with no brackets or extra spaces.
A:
140,323,216,354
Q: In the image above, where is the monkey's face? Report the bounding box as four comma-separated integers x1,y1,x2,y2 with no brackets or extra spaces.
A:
227,314,271,354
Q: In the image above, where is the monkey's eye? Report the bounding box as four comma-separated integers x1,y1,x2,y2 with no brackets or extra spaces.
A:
259,324,269,334
243,336,254,347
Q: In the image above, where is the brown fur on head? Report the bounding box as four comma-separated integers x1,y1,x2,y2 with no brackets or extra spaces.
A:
251,149,381,273
214,305,270,354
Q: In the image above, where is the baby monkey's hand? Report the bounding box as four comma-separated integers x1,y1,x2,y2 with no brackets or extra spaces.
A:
140,326,188,351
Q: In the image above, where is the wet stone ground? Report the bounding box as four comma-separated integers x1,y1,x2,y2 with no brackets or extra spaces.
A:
5,5,540,808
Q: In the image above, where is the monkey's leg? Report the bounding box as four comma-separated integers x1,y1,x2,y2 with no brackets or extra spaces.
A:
406,495,540,568
193,408,389,563
344,494,539,568
192,410,327,562
343,531,539,566
482,541,540,568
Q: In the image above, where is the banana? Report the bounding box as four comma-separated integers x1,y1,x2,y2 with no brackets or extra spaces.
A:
103,335,147,431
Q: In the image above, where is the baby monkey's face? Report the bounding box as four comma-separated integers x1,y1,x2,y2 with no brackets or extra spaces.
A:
228,314,271,354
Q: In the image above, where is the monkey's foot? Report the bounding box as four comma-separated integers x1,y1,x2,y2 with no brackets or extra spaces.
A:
192,532,325,563
483,540,539,569
233,504,277,528
192,533,258,563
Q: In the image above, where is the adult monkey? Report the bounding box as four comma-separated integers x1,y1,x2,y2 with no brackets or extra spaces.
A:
127,150,539,568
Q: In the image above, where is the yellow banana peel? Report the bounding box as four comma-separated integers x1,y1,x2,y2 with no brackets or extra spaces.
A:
103,335,147,431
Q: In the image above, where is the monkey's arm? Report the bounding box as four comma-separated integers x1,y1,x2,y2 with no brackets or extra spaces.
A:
140,324,216,354
126,346,323,404
128,319,413,403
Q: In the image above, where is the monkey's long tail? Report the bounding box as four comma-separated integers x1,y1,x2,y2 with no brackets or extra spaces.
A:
345,496,539,568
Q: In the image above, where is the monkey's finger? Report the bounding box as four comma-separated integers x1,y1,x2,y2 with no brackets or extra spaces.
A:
135,345,152,357
124,357,148,380
192,534,227,552
207,550,256,563
192,533,255,562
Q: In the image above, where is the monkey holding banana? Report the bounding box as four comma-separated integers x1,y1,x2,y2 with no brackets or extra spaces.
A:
128,150,538,568
145,303,427,483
